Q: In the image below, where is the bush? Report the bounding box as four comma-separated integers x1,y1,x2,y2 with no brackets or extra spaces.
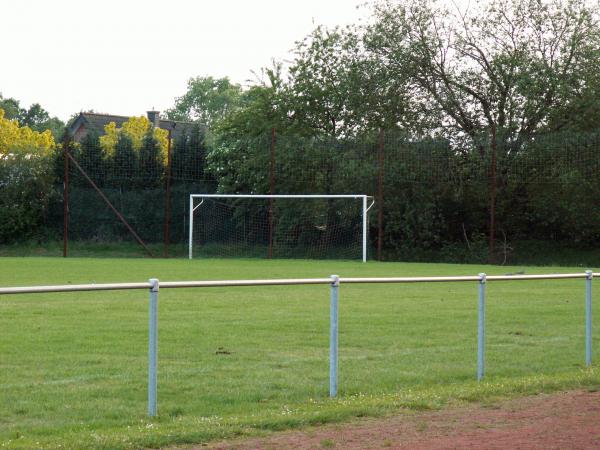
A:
0,152,56,242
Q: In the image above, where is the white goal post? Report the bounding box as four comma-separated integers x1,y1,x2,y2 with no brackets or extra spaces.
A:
188,194,375,262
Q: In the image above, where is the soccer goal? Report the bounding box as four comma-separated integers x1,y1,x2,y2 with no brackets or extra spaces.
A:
188,194,374,261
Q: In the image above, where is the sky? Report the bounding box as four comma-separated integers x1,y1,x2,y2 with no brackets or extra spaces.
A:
1,0,368,121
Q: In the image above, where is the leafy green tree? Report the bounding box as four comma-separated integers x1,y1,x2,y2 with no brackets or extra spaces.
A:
0,94,22,120
366,0,600,259
0,94,64,137
165,76,242,127
109,134,137,188
139,130,163,187
216,65,288,138
22,104,64,138
172,124,207,182
546,69,600,132
76,130,105,186
285,25,415,138
285,26,359,137
368,0,600,146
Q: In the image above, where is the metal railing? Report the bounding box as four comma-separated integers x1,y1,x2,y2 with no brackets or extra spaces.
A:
1,271,596,417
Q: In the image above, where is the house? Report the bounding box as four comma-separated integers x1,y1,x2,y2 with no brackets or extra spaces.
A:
68,110,196,143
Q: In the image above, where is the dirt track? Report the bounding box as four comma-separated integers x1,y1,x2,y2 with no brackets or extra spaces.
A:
201,390,600,449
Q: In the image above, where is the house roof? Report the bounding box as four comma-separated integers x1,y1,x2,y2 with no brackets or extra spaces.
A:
69,112,201,141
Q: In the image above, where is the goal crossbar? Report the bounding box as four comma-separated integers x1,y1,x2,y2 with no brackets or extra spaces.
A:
188,194,374,262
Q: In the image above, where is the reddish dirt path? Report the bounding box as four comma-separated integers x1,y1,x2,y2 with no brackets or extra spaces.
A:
202,390,600,449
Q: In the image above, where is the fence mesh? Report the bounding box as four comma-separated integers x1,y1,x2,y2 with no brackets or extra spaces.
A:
39,126,600,261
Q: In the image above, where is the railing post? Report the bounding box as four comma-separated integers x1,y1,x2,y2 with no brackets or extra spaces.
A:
330,275,340,397
477,273,486,381
586,270,593,367
148,278,159,417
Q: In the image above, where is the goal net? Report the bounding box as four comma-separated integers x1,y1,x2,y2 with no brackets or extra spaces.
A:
188,195,373,261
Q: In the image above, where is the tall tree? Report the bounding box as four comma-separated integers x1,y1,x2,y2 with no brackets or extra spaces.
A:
77,130,105,186
138,130,163,187
367,0,600,260
109,134,137,188
0,94,64,137
171,124,207,182
0,94,22,121
368,0,600,145
286,25,415,138
216,65,287,138
165,76,242,127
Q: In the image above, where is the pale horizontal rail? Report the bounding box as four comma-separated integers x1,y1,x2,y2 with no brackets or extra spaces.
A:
340,273,597,283
0,279,333,295
486,273,595,281
160,279,333,288
340,276,481,283
0,282,151,295
0,273,596,296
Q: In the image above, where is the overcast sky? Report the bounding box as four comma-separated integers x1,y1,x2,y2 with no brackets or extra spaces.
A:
2,0,369,121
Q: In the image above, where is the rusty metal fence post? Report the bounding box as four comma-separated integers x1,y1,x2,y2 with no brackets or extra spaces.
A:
377,129,384,261
62,134,70,258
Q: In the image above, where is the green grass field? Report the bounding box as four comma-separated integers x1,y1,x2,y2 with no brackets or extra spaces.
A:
0,257,598,449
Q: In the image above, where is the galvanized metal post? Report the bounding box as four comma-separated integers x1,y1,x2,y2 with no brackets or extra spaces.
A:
477,273,486,381
148,278,159,417
586,270,593,367
330,275,340,397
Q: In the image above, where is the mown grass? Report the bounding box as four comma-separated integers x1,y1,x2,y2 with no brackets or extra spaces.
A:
0,257,598,449
1,238,599,266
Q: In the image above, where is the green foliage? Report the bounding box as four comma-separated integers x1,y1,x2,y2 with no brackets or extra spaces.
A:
74,130,104,186
215,66,287,138
3,2,600,262
172,123,208,182
510,131,600,243
368,0,600,142
0,152,56,243
201,0,600,262
109,133,137,188
0,95,21,120
165,76,243,126
0,93,64,137
138,131,162,186
285,25,415,137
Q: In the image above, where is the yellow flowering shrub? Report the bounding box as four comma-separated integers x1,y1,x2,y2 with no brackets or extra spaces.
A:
99,116,168,160
99,122,119,155
0,108,56,241
0,108,55,156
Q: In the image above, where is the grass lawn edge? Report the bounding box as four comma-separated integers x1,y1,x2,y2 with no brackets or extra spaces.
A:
5,367,598,449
